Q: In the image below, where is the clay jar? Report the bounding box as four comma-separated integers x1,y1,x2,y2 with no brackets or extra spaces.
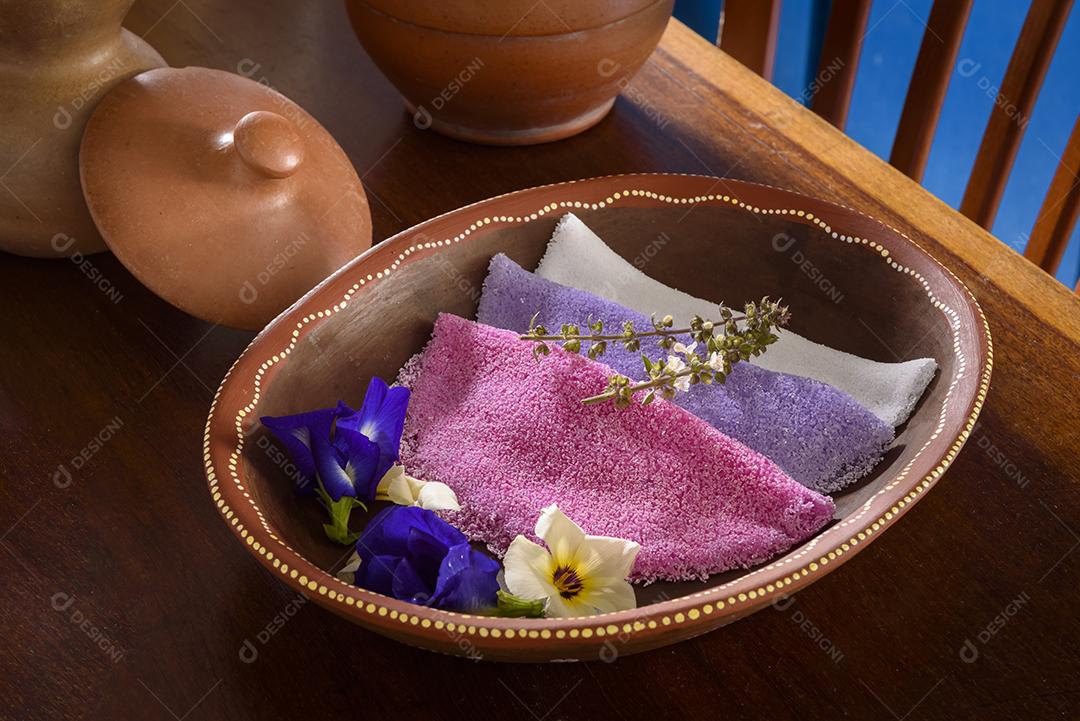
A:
345,0,675,145
0,0,166,257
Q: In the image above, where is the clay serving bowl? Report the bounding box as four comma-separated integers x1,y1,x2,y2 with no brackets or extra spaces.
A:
205,174,991,662
345,0,674,145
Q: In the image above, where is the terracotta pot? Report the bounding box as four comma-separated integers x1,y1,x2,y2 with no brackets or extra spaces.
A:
360,0,658,35
0,0,165,258
205,174,992,661
345,0,675,145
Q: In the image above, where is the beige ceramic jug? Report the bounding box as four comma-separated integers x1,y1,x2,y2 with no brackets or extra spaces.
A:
0,0,165,257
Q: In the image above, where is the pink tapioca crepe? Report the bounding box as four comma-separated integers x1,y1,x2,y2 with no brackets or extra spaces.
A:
398,314,835,583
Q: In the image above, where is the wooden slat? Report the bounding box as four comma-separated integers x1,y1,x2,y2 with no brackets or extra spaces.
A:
960,0,1073,228
719,0,783,81
809,0,872,130
890,0,973,181
1025,114,1080,274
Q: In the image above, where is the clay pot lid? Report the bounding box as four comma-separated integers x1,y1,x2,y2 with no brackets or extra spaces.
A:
79,66,372,330
359,0,658,36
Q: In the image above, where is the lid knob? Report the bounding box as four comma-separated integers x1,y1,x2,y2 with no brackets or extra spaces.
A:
233,110,305,179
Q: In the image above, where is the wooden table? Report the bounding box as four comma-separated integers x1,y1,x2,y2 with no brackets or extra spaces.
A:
4,2,1078,719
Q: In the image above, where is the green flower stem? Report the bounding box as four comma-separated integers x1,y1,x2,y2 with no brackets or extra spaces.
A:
492,590,546,618
519,321,742,344
317,486,367,545
580,369,696,405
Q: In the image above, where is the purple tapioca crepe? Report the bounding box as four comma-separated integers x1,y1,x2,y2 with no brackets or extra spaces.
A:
476,254,894,494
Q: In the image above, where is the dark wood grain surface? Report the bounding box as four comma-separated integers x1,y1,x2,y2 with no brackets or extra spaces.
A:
3,2,1078,719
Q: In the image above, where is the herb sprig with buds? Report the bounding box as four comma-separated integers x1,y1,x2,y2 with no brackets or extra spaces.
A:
521,298,790,408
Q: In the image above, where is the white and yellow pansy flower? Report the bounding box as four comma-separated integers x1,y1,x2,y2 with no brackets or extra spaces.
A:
503,505,640,618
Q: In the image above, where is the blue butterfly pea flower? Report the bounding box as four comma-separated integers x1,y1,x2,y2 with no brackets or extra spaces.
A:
337,376,410,484
354,506,500,613
260,377,410,543
260,401,356,496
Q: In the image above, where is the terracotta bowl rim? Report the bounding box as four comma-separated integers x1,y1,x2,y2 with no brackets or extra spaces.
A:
204,172,992,658
350,0,673,40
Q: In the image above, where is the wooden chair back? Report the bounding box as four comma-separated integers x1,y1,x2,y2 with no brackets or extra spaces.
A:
717,0,1079,291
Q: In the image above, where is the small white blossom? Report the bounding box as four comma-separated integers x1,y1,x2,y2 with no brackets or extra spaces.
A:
671,341,697,357
664,355,687,374
664,355,691,392
375,465,460,511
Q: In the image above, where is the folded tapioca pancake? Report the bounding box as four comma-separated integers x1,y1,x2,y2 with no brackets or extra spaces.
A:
398,313,835,583
476,254,894,494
